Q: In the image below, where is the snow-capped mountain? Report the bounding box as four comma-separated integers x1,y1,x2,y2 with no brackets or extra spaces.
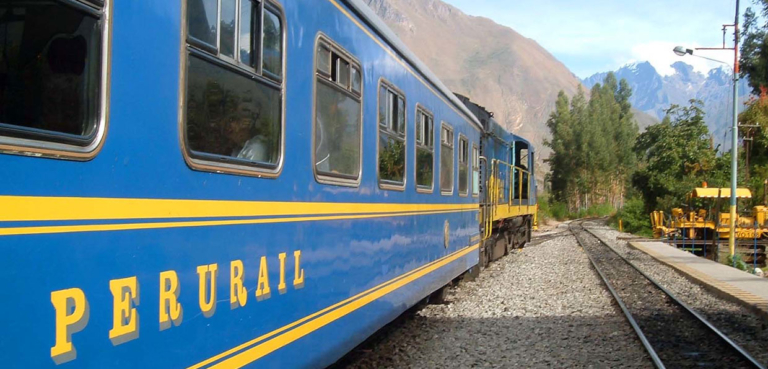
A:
583,61,751,150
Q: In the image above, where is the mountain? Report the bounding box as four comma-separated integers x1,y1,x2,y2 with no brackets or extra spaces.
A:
583,61,751,150
363,0,582,161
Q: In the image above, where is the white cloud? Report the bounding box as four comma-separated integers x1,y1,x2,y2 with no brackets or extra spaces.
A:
630,41,729,76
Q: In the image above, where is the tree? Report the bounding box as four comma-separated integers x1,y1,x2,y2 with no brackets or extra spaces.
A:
633,100,718,211
740,3,768,95
545,73,639,212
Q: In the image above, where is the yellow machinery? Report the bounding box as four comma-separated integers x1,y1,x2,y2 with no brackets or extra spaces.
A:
650,187,768,240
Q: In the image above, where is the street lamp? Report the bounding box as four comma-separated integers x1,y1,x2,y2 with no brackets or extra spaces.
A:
673,46,692,56
672,0,740,260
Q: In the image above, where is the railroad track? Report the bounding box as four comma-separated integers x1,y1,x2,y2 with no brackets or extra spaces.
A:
569,220,764,369
530,230,572,244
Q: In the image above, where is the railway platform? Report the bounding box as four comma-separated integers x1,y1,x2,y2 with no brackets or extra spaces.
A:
630,241,768,318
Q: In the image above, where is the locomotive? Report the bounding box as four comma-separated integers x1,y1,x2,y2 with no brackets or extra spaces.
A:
0,0,536,367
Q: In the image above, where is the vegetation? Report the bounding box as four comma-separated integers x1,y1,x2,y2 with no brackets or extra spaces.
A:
726,253,748,272
741,2,768,96
737,2,768,209
608,198,653,237
545,73,638,214
632,101,732,212
543,77,735,231
538,193,614,221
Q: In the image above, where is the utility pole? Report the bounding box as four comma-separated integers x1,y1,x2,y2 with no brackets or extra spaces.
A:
674,1,741,258
729,0,740,259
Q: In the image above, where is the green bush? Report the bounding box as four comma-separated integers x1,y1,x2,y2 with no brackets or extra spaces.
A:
539,193,618,221
726,254,748,271
538,193,569,221
610,197,653,237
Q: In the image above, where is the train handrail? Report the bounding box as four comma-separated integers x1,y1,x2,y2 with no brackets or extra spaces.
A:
491,160,531,207
482,159,533,242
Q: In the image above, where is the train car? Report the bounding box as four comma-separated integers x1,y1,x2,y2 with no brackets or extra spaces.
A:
0,0,494,367
456,95,538,266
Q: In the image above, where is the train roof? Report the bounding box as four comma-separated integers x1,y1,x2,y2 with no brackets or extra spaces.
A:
343,0,482,129
454,93,534,152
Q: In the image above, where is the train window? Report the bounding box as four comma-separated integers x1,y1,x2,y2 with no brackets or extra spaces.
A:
317,44,331,76
334,57,350,89
458,135,469,196
220,0,236,58
440,123,454,194
378,86,387,127
314,37,362,185
378,81,406,188
184,0,285,176
415,106,434,192
188,0,218,48
514,145,530,200
351,67,362,94
0,0,109,158
472,144,480,197
239,0,254,65
262,7,282,79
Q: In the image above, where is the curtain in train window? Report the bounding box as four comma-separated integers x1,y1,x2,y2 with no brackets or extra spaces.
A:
378,83,406,187
0,0,104,145
314,39,362,182
440,124,454,193
415,108,434,190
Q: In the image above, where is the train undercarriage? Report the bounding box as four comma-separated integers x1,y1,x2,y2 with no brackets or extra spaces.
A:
480,215,532,268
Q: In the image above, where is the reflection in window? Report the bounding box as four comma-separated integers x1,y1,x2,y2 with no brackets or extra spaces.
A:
440,124,454,193
315,82,361,178
188,0,218,47
458,136,469,195
379,83,406,186
262,8,282,78
239,0,253,65
185,0,285,173
415,108,434,189
317,45,331,75
351,67,361,94
472,144,480,196
314,40,362,181
0,0,103,145
186,55,280,165
333,56,349,88
220,0,236,57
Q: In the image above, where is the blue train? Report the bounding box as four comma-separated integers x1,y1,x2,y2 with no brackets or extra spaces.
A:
0,0,536,367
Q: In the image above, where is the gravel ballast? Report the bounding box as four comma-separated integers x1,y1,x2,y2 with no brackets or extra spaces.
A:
587,220,768,367
337,227,652,368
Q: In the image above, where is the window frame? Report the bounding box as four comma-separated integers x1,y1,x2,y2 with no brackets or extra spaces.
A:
440,122,455,196
471,143,479,198
414,104,435,194
458,134,469,197
377,78,407,191
311,33,364,187
180,0,286,178
0,0,112,161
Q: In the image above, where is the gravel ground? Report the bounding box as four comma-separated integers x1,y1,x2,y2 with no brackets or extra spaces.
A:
337,227,652,368
586,219,768,367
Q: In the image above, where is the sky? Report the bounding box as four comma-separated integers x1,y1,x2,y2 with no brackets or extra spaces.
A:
442,0,748,79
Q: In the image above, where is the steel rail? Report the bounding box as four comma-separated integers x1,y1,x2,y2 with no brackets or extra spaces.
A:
576,220,765,369
568,221,665,369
